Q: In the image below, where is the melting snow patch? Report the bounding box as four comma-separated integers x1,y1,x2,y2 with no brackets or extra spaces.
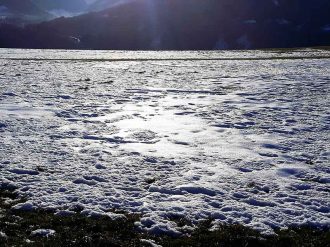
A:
80,209,126,220
145,222,182,236
1,49,329,234
8,169,39,176
244,198,276,207
73,178,97,186
149,186,183,195
0,179,17,190
0,104,55,119
54,210,76,217
277,167,303,177
177,185,217,196
140,239,162,247
30,229,55,238
12,202,36,211
95,164,106,169
83,175,107,183
0,231,7,240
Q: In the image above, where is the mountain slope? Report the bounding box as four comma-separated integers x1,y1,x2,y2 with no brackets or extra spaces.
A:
0,0,329,50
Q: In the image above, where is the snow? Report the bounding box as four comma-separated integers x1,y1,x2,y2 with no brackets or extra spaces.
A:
0,231,7,239
140,239,162,247
0,48,329,235
80,209,126,220
8,169,39,176
0,178,17,190
12,202,36,211
0,104,55,119
30,229,55,238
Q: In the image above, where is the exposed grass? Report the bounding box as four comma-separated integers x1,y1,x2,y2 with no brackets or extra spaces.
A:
0,189,144,246
0,189,329,247
157,219,330,247
310,46,330,51
259,46,330,52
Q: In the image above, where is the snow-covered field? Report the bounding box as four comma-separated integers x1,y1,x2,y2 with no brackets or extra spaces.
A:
0,48,329,235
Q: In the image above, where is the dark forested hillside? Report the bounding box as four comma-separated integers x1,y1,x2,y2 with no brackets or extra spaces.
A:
0,0,329,50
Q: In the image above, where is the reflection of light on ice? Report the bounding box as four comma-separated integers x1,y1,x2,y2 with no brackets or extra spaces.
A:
95,94,258,159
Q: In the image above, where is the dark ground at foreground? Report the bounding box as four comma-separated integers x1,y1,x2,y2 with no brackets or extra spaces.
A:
0,189,329,247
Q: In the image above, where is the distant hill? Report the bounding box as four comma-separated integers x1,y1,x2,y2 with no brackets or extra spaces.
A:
0,0,329,50
0,0,87,24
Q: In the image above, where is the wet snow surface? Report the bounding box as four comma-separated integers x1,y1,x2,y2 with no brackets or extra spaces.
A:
0,48,329,234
